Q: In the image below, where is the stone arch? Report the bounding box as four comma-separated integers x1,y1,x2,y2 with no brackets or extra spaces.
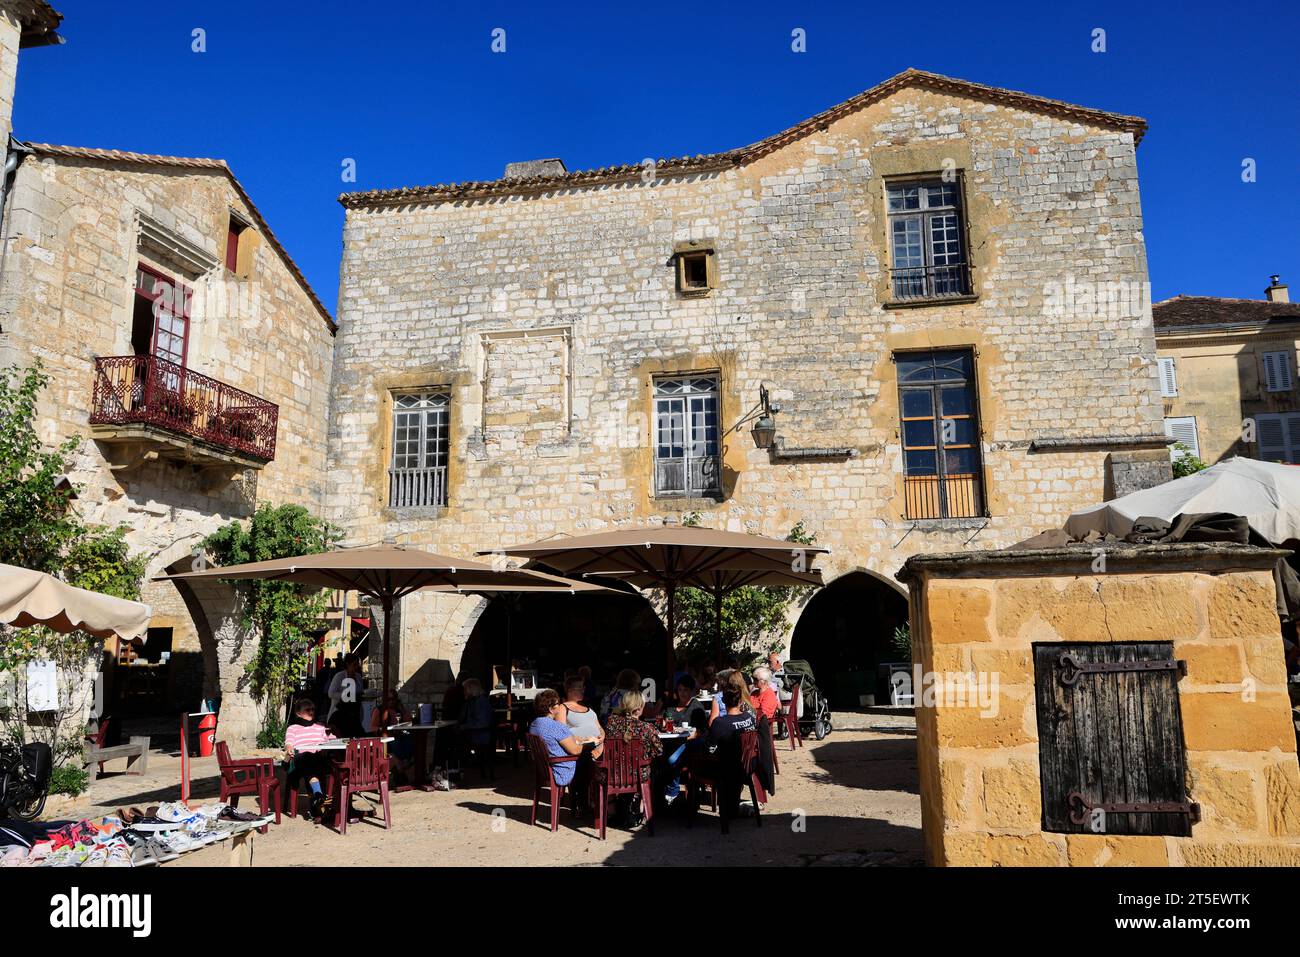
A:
788,567,910,710
458,588,668,691
138,536,262,745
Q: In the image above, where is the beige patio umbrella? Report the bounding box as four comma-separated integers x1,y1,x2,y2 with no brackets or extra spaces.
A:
483,525,829,676
162,544,605,700
0,562,151,641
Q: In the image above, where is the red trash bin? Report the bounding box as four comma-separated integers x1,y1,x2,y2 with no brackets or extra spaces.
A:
198,712,217,757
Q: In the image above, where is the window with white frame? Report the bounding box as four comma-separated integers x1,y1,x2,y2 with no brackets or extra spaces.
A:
389,391,449,507
1163,416,1200,463
1158,357,1178,398
887,178,971,302
1262,351,1294,392
1254,412,1300,464
653,376,720,497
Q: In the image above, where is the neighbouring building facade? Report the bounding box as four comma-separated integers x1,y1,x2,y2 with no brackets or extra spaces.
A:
0,139,336,741
1154,278,1300,466
331,69,1172,706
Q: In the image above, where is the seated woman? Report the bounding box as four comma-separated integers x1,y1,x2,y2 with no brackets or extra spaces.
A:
528,689,594,791
563,676,603,742
369,691,413,778
283,697,338,821
704,681,759,820
749,667,780,722
660,675,709,804
600,689,663,827
708,668,754,725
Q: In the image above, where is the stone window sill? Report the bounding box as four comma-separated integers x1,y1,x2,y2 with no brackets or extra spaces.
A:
906,517,990,531
382,505,448,519
883,294,979,310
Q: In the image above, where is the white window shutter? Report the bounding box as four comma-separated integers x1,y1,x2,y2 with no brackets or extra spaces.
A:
1158,357,1178,398
1164,416,1199,461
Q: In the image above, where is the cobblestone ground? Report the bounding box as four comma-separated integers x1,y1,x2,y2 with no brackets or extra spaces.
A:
59,720,922,867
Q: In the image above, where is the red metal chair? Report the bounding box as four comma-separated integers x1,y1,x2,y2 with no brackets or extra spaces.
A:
591,734,655,841
778,682,803,750
333,737,392,835
687,729,765,834
215,741,281,832
527,733,581,832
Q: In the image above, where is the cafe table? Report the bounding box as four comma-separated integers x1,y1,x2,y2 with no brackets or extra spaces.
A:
386,720,457,792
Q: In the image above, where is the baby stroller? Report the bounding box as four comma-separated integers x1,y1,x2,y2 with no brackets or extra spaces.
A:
776,660,833,740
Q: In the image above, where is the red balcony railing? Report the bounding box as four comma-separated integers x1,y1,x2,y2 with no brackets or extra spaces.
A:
90,355,278,462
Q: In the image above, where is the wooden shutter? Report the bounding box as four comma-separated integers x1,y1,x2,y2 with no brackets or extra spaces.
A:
1158,357,1178,398
1034,642,1196,836
1263,351,1293,392
1163,416,1199,460
1254,412,1300,463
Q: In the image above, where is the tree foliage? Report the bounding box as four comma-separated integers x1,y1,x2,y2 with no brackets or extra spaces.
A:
673,515,817,667
203,503,338,738
1171,442,1209,478
0,363,146,765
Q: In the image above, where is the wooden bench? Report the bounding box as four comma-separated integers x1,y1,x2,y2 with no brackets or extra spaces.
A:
85,735,150,781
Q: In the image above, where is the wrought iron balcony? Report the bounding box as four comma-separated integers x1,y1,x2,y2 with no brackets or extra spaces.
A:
890,263,972,303
388,466,447,508
90,355,278,464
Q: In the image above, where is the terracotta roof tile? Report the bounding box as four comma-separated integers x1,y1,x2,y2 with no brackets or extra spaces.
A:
339,68,1148,209
1153,295,1300,331
23,143,335,333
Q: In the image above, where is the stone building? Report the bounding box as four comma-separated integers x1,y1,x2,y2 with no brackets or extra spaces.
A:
0,141,335,741
1154,277,1300,466
331,69,1171,706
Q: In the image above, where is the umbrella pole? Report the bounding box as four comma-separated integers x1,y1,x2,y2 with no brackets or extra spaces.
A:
666,582,677,693
714,589,723,668
381,595,394,702
505,598,513,721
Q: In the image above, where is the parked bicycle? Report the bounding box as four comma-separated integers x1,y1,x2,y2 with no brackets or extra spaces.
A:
0,741,52,820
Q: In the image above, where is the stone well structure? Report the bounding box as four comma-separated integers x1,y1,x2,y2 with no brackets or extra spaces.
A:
898,542,1300,866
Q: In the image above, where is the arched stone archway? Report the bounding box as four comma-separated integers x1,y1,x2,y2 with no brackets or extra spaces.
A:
788,569,909,710
134,538,262,745
459,590,668,691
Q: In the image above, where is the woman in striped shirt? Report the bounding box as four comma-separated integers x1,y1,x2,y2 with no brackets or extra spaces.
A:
284,698,337,821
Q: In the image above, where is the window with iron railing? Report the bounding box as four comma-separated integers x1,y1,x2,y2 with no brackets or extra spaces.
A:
887,179,971,302
654,376,721,498
389,391,449,507
897,349,984,519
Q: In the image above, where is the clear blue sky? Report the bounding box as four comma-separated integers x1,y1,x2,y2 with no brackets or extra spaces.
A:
13,0,1298,315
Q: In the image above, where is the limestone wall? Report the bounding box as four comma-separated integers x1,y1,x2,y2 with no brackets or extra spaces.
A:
900,544,1300,866
331,80,1169,684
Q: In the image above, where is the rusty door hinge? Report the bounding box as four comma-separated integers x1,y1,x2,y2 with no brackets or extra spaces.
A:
1057,653,1186,686
1068,792,1201,825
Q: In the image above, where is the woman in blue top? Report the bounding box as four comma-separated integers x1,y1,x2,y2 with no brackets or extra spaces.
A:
528,689,596,786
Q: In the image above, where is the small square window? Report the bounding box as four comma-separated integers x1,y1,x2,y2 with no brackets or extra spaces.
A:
682,253,709,289
674,244,716,296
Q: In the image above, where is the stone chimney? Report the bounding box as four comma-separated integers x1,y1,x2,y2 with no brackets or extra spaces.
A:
502,158,567,179
1266,275,1290,303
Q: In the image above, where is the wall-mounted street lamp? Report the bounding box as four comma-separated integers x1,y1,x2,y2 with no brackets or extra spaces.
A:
750,385,779,449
